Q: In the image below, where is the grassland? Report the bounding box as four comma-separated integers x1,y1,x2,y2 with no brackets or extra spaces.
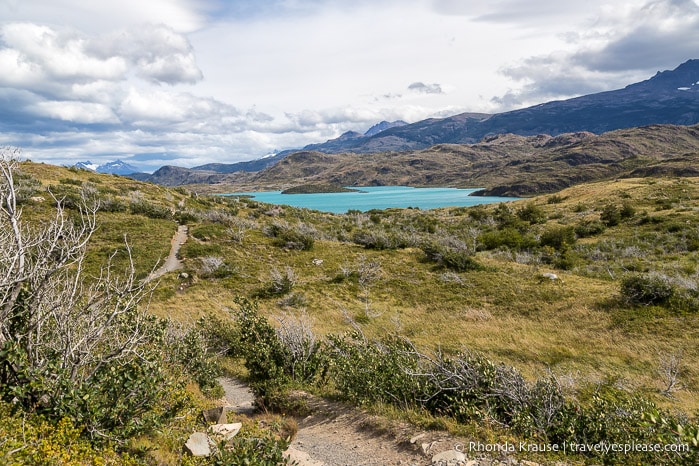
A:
15,162,699,462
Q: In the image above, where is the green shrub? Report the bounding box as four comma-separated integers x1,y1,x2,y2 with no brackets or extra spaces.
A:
327,331,424,407
479,228,537,251
211,422,292,465
547,194,565,204
620,201,636,219
130,201,172,219
169,325,223,398
539,226,576,251
0,403,140,465
233,299,290,396
517,203,546,224
421,240,483,272
600,204,621,227
620,273,675,306
574,219,606,237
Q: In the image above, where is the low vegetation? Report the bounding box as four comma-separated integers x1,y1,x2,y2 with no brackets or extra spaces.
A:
5,152,699,464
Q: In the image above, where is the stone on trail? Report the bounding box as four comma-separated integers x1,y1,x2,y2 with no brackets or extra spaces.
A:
431,449,467,465
202,406,227,424
184,432,212,457
208,422,242,442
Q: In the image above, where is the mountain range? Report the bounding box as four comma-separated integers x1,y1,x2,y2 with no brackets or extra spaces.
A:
130,59,699,192
74,160,140,176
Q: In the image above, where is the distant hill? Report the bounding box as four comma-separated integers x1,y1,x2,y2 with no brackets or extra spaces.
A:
243,124,699,196
191,151,288,174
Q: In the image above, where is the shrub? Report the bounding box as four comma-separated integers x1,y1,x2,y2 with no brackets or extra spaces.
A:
257,267,296,297
574,219,606,237
600,204,621,227
264,221,315,250
327,331,424,407
517,203,546,224
620,273,675,306
168,323,223,397
620,201,636,219
0,403,139,465
539,226,576,251
421,239,483,272
130,200,172,219
233,299,290,396
0,155,189,444
479,228,537,251
547,194,565,204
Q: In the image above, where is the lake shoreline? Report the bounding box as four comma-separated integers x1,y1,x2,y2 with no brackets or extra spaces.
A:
222,186,519,214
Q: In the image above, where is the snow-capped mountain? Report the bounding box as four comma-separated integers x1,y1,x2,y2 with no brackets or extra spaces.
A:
73,160,140,175
74,161,100,172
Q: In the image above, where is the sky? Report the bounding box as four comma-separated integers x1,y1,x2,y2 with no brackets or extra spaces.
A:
1,0,698,172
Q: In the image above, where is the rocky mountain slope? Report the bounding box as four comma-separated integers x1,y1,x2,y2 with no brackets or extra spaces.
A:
243,124,699,196
301,59,699,154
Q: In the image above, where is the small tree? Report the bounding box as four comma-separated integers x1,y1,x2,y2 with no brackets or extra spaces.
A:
0,151,178,441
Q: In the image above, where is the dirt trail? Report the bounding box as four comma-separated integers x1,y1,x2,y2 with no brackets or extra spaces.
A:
145,224,187,282
217,377,463,466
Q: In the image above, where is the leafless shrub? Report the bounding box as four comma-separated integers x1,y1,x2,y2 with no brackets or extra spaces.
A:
356,255,382,318
199,208,235,225
658,351,684,397
514,250,542,265
268,266,296,295
226,217,254,243
439,271,466,285
195,255,225,276
275,310,321,381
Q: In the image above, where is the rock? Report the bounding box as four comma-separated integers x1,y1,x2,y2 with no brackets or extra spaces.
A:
202,406,227,424
179,272,189,279
184,432,212,457
312,258,323,266
30,196,45,203
284,446,325,466
208,422,242,442
431,449,467,465
540,272,558,281
410,433,426,444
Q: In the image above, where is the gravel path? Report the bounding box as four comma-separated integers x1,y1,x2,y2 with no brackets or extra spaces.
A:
217,377,429,466
145,224,187,282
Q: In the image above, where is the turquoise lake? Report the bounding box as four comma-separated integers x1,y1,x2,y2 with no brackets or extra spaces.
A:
223,186,518,214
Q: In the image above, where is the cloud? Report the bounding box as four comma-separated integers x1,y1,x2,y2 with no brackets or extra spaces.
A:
572,0,699,72
0,22,202,97
491,0,699,109
0,0,208,34
408,82,444,94
89,25,203,84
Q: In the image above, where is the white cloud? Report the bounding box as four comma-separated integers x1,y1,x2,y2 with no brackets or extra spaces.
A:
0,0,697,171
32,100,118,124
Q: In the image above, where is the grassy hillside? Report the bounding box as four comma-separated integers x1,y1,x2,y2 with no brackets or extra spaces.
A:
23,162,696,410
145,176,699,414
11,161,699,463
